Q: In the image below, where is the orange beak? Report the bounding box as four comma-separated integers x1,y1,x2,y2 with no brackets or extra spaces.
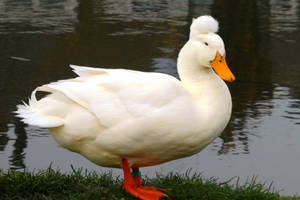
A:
210,52,235,82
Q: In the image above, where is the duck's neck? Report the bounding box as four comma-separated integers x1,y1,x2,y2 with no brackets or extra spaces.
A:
177,44,222,94
177,44,232,137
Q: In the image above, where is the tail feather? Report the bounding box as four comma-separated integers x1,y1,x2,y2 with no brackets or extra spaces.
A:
15,89,64,128
70,64,108,77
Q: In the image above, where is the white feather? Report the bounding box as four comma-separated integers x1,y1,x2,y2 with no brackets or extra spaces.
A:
190,15,219,38
15,89,64,128
70,64,108,77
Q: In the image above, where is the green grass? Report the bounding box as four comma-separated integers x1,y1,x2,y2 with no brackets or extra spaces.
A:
0,167,299,200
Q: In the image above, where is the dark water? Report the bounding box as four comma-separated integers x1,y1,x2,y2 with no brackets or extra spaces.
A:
1,0,300,195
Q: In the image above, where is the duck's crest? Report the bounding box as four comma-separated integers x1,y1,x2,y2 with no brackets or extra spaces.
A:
190,15,218,38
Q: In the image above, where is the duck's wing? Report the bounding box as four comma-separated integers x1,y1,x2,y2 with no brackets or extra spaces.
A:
38,65,191,128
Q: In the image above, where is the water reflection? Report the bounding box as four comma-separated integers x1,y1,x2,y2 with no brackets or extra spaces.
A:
0,0,78,34
211,0,273,155
9,120,27,170
101,0,189,24
0,122,26,170
0,131,9,152
0,0,300,195
268,0,299,37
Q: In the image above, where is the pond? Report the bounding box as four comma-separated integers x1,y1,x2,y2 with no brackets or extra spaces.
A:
1,0,300,196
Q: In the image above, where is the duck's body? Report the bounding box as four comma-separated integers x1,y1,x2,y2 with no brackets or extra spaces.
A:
16,16,235,200
19,64,231,168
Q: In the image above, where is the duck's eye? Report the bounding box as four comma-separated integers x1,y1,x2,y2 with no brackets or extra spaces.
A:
204,42,208,46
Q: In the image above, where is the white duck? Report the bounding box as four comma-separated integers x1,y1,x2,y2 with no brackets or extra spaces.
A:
16,15,235,200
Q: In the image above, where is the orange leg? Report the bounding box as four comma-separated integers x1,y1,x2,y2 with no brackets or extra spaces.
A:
122,159,167,200
132,167,157,191
132,167,142,186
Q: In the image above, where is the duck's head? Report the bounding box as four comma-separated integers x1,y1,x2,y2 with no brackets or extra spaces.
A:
186,15,235,82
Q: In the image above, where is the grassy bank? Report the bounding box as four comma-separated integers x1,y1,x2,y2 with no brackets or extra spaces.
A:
0,167,298,200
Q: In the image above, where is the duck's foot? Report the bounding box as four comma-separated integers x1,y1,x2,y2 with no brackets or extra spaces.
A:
122,159,167,200
133,175,171,193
